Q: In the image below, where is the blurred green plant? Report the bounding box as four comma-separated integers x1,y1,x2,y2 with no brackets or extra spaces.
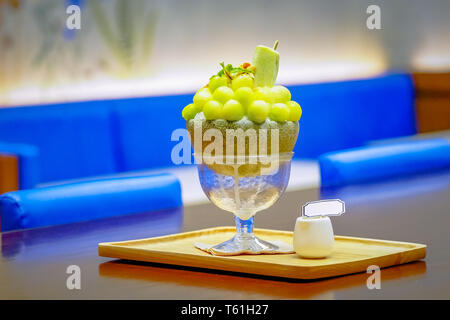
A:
90,0,157,77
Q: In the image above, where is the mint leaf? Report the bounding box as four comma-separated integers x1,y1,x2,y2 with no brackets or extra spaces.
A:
211,62,254,80
231,67,253,74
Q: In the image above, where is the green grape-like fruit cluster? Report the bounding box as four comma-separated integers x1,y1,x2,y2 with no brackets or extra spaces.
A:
181,57,302,177
182,73,302,124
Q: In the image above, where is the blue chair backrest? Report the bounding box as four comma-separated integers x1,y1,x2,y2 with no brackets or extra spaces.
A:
110,94,191,172
291,73,416,158
0,101,118,183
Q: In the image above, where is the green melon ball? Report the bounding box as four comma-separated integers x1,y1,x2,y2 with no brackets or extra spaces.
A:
212,86,234,104
269,103,289,122
223,99,245,121
233,87,254,109
271,85,291,103
286,101,302,121
231,74,254,91
247,100,269,124
193,88,212,108
182,103,199,121
209,76,228,93
203,100,223,120
253,87,273,103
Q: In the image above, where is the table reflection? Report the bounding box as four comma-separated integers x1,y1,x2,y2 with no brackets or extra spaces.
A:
99,259,426,299
1,207,183,260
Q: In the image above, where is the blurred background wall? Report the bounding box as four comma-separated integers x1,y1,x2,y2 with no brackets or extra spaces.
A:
1,0,449,106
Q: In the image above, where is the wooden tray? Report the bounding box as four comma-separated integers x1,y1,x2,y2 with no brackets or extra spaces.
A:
98,227,426,280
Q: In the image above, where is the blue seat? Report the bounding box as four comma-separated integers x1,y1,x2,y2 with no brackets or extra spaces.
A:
319,138,450,187
0,173,182,232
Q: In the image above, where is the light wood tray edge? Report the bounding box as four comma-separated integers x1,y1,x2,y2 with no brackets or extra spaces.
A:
98,227,427,280
98,226,427,248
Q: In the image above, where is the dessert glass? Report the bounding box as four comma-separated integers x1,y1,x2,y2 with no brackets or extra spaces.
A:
196,152,293,254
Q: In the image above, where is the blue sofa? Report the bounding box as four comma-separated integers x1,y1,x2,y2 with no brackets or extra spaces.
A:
0,73,417,190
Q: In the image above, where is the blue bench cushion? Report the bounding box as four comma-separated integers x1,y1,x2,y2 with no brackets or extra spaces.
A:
111,94,191,171
321,169,450,205
319,138,450,187
0,101,117,183
291,74,416,158
0,173,182,231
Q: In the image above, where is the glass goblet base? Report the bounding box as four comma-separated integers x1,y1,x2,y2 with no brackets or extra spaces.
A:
211,216,280,254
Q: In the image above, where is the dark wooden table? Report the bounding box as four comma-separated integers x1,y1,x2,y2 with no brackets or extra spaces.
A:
1,170,449,299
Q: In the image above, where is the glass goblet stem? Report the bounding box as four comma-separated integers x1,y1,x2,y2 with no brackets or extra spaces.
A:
235,216,254,239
